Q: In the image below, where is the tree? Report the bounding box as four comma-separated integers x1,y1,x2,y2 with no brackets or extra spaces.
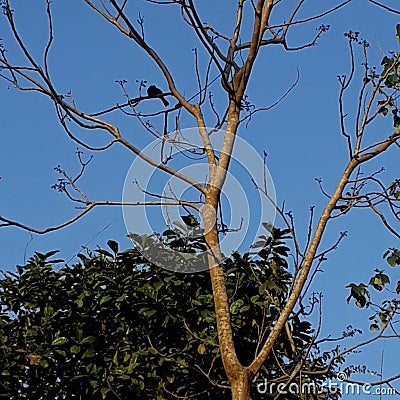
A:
0,231,346,399
0,1,400,399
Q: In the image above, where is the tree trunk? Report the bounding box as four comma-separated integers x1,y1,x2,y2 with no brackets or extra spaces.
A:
202,191,252,400
231,371,251,400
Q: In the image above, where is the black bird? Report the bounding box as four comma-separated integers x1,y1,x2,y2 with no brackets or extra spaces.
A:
147,85,169,107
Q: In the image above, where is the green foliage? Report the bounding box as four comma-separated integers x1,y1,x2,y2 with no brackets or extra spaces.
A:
347,248,400,332
383,247,400,268
368,270,390,291
346,283,370,308
374,26,400,126
345,25,400,325
181,214,200,227
388,179,400,201
0,229,342,399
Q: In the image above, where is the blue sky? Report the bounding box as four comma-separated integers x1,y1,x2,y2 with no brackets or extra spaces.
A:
0,1,399,397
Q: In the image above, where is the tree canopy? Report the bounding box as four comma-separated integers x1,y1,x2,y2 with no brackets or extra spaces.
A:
0,228,347,399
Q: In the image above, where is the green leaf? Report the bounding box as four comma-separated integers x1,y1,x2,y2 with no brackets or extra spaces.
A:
388,255,397,267
250,295,260,304
114,366,125,375
142,309,156,318
163,229,177,237
396,24,400,43
380,273,390,284
54,349,67,357
347,283,369,308
197,343,206,355
100,295,112,305
81,336,96,344
172,221,186,231
385,73,399,88
381,56,394,73
113,351,118,365
369,273,389,291
370,323,379,332
107,240,119,254
240,305,251,313
77,253,89,262
70,345,81,354
82,349,96,359
101,387,110,399
153,281,164,291
262,222,274,233
230,299,244,314
378,106,388,116
393,113,400,128
127,355,138,373
181,214,199,227
250,240,267,249
354,297,367,308
51,337,68,346
95,249,114,258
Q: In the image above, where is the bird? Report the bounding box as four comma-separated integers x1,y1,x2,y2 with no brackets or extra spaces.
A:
147,85,169,107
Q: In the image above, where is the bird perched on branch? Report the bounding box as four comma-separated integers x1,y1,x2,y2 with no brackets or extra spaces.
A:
147,85,169,107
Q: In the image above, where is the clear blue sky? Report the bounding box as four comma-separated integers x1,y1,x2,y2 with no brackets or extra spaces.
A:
0,1,399,397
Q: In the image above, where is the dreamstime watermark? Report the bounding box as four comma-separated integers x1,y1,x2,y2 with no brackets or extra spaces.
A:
255,372,396,396
122,127,276,272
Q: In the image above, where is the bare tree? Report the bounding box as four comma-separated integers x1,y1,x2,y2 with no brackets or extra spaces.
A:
1,1,400,399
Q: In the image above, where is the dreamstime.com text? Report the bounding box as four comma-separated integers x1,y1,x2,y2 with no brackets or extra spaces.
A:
256,379,397,396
